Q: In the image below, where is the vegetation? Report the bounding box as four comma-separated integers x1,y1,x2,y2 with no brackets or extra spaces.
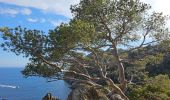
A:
1,0,170,99
127,75,170,100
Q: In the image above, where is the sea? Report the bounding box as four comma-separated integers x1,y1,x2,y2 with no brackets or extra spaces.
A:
0,67,70,100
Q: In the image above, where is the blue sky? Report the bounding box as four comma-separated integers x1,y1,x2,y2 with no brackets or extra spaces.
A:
0,0,170,67
0,0,79,67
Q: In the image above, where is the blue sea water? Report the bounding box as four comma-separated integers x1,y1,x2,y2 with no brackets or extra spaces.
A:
0,68,70,100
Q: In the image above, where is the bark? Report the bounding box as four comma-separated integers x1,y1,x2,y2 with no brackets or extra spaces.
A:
98,14,127,92
112,42,127,92
104,77,129,100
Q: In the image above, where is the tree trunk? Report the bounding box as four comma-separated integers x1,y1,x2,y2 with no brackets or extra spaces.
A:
112,42,127,92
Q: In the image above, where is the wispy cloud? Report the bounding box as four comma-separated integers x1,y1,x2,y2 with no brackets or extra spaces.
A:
27,18,46,23
21,8,32,15
49,19,69,26
0,0,80,18
27,17,67,25
0,7,32,16
1,0,170,18
0,8,18,15
27,18,38,23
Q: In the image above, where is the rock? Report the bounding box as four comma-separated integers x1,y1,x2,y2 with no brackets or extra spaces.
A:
96,79,110,86
42,93,59,100
67,83,109,100
110,94,124,100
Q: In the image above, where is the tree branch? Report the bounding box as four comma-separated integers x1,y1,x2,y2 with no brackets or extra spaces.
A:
37,54,61,71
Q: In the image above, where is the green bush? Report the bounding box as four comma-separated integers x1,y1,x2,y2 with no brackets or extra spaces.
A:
127,75,170,100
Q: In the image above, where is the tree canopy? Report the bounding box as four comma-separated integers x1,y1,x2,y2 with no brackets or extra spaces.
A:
0,0,170,99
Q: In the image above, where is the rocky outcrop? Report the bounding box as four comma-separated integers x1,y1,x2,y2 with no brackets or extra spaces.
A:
42,93,59,100
67,83,124,100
